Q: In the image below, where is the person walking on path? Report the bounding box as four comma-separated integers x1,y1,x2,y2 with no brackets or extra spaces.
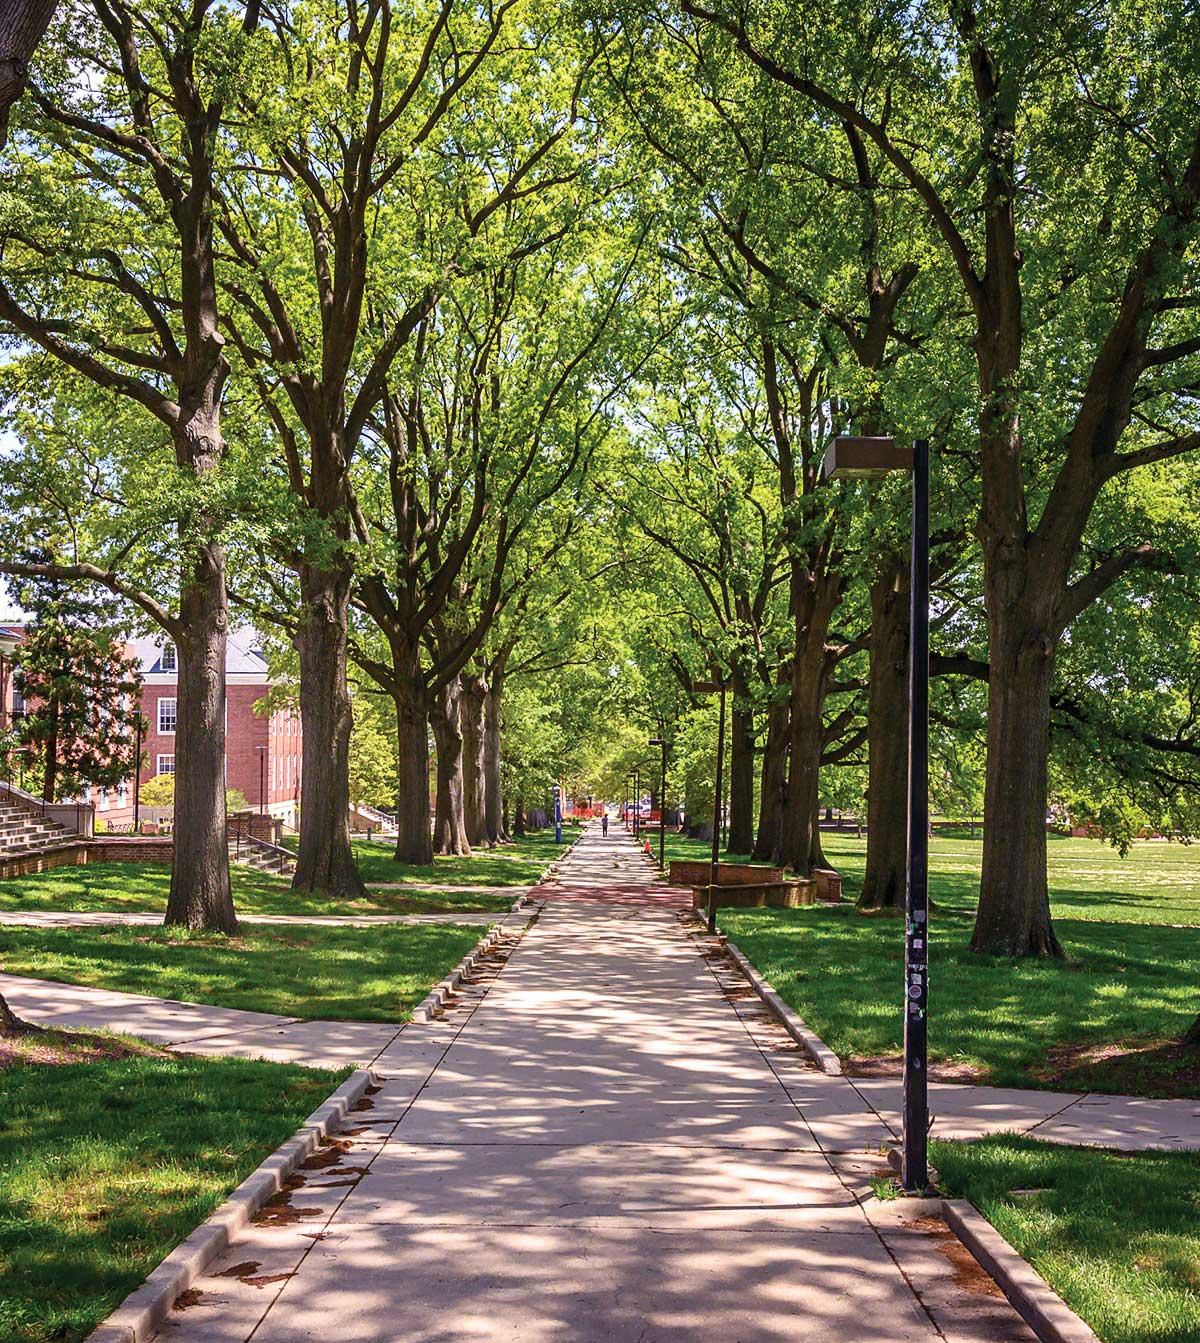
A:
601,812,609,836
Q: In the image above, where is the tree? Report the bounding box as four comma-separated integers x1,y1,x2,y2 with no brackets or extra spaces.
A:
350,177,647,864
0,0,266,932
684,0,1200,955
214,0,598,896
606,14,931,878
11,571,141,802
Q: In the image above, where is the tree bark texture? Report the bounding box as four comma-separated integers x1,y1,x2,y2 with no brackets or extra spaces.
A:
0,0,58,144
392,670,433,866
165,539,237,933
292,561,366,899
752,689,789,862
431,677,469,856
860,558,910,910
776,571,840,876
972,603,1063,956
40,697,57,802
726,698,756,856
483,674,507,845
0,988,39,1034
809,799,829,870
460,672,488,848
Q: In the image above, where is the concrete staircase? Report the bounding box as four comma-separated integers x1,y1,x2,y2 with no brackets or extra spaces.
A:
227,831,297,878
0,798,78,856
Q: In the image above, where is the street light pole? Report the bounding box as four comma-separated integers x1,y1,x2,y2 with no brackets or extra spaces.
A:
133,712,144,833
554,784,563,845
822,433,930,1194
903,438,930,1194
633,768,640,841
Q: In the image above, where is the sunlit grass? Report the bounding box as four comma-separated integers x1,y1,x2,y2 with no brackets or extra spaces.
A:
0,1044,344,1343
0,922,484,1021
0,861,521,918
664,830,1200,926
935,1137,1200,1343
721,903,1199,1093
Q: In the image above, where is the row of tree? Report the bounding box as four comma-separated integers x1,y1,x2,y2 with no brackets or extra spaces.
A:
0,0,1195,990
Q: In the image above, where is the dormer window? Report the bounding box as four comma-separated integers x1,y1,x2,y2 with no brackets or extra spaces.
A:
161,643,177,673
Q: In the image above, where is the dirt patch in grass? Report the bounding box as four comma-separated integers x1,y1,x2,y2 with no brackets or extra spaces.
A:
846,1053,988,1084
0,1029,163,1071
901,1216,1005,1298
1032,1037,1200,1099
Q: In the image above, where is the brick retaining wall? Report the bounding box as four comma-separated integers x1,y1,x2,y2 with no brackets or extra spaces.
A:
0,837,174,880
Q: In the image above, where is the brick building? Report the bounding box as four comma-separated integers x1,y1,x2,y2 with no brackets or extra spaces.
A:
0,625,303,830
111,630,303,829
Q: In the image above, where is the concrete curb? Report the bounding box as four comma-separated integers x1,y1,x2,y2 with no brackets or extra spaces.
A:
723,937,843,1075
409,904,539,1023
84,1067,376,1343
941,1199,1103,1343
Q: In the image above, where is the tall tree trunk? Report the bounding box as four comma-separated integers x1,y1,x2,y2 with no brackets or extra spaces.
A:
860,559,910,910
777,685,823,876
972,606,1063,957
483,672,507,844
512,792,526,838
292,561,366,899
460,673,488,848
431,678,469,856
165,540,237,933
752,688,788,861
777,610,835,875
726,697,756,855
809,797,829,869
392,657,432,865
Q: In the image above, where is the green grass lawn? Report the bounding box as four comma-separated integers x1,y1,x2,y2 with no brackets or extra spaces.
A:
0,1034,344,1343
933,1137,1200,1343
336,830,570,887
672,825,1200,1094
664,830,1200,926
0,921,485,1021
0,861,517,918
721,904,1199,1095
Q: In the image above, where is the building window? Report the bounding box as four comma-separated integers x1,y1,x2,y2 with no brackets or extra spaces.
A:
158,698,177,734
157,754,175,775
160,643,177,672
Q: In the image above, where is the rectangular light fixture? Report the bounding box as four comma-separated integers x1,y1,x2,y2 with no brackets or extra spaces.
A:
822,436,913,480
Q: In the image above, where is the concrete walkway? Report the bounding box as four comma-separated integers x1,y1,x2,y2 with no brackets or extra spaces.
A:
152,828,1039,1343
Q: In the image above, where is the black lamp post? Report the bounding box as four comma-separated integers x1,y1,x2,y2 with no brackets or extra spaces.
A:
648,736,667,871
256,744,268,817
133,711,145,833
823,434,930,1195
633,767,641,841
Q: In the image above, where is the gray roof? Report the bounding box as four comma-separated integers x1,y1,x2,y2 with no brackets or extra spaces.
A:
132,628,270,677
